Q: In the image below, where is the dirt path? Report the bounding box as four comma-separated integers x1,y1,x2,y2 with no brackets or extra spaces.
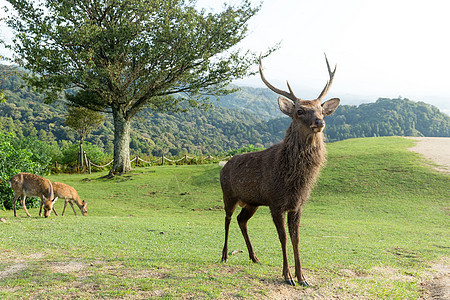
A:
407,137,449,299
407,137,450,174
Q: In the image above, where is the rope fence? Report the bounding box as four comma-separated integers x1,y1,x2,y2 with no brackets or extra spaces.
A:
54,152,232,174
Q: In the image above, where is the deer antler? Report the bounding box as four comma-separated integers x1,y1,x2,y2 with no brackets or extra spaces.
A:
259,55,298,103
317,53,337,100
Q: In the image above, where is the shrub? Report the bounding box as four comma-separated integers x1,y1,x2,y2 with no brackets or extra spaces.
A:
226,144,265,156
58,141,106,166
0,133,43,210
12,136,61,174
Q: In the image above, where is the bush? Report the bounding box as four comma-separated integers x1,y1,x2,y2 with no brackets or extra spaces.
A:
12,136,61,174
58,141,106,167
0,133,43,210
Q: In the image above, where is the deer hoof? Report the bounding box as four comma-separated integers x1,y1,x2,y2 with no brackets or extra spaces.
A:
286,279,296,286
251,257,261,264
299,281,310,287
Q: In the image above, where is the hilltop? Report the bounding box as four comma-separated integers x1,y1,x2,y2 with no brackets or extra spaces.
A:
0,137,448,299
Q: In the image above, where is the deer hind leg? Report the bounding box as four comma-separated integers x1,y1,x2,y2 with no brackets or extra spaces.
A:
271,209,295,286
62,198,68,216
237,205,260,263
21,195,32,217
12,194,20,217
288,209,309,287
221,197,238,262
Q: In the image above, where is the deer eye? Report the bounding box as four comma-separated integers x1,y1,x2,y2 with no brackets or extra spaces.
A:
297,109,304,115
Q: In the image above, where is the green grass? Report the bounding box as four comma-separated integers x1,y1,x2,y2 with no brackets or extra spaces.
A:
0,137,448,299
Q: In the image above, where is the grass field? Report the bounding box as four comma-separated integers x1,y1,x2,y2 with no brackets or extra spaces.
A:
0,137,448,299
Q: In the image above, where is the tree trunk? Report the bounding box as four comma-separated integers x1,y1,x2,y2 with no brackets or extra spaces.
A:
111,107,132,174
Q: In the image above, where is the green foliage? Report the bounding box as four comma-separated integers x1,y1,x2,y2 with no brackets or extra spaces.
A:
226,143,265,156
0,133,43,210
11,136,60,174
58,142,107,167
65,105,105,142
5,0,262,103
0,61,14,103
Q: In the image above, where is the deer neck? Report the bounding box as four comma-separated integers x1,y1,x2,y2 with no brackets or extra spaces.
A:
278,123,326,189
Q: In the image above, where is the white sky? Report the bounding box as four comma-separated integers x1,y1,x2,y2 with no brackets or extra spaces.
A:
1,0,450,113
199,0,450,113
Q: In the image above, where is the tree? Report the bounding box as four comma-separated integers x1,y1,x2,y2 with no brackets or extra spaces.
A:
65,105,105,169
5,0,271,174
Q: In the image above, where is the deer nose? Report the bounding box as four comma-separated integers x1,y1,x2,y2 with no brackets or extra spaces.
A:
315,119,325,128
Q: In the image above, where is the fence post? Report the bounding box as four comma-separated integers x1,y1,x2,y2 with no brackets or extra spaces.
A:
83,151,89,173
161,154,165,165
136,155,139,167
88,160,91,174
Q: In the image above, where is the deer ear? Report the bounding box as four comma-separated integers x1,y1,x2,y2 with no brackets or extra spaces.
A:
322,98,340,116
278,97,295,117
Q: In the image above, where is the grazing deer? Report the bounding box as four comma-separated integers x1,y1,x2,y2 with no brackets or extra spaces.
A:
220,54,340,287
51,182,88,216
9,172,55,218
51,182,87,216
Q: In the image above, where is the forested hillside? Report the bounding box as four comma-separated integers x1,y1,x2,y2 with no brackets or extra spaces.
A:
1,66,449,158
264,97,450,142
0,68,278,156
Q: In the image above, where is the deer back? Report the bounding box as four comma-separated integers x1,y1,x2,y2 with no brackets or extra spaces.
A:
10,173,54,200
52,182,81,202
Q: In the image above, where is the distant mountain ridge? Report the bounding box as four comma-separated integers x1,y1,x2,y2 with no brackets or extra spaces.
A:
214,85,284,120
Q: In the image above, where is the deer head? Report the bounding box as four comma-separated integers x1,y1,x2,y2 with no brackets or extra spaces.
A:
259,54,340,134
81,201,88,216
43,199,54,218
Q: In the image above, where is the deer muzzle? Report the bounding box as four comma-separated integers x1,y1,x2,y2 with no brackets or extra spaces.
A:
311,119,325,132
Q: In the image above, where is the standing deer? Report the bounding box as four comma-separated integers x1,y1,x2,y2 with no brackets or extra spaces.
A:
51,182,88,216
220,54,340,287
9,172,55,218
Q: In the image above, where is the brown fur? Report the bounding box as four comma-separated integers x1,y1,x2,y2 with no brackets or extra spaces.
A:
220,58,340,286
9,172,55,218
51,182,87,216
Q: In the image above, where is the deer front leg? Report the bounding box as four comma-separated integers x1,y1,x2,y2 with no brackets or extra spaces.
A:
69,202,77,216
51,197,58,216
288,209,309,287
271,210,295,286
